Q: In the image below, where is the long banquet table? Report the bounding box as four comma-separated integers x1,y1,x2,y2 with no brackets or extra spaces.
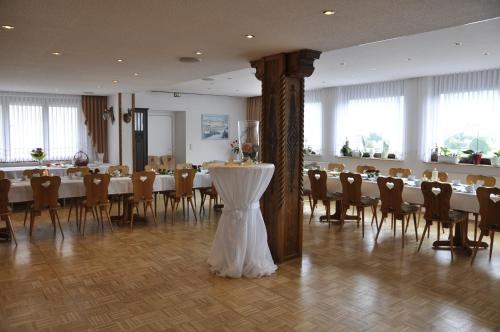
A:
8,172,212,203
0,164,110,179
303,174,480,214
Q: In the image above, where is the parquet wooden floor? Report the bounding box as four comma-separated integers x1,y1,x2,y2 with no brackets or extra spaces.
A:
0,199,499,331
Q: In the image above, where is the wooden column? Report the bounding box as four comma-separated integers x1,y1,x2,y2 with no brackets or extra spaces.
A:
118,92,123,165
251,49,321,263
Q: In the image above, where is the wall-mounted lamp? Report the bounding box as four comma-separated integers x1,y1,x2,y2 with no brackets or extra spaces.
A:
123,108,133,123
102,106,115,123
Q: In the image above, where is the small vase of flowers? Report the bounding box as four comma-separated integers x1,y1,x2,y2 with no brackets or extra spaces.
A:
31,148,46,166
230,139,240,159
238,121,260,163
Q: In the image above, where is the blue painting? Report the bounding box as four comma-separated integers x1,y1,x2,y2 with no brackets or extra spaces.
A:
201,114,229,140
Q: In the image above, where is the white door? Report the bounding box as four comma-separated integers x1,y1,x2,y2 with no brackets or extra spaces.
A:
147,112,173,156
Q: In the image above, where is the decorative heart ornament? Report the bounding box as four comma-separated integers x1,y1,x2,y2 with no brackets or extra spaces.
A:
181,173,188,179
93,179,102,185
347,177,354,184
386,182,395,190
431,187,441,196
140,176,148,182
314,174,321,180
41,181,51,188
489,193,500,203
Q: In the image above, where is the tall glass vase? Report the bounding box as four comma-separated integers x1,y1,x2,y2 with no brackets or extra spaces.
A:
238,120,260,163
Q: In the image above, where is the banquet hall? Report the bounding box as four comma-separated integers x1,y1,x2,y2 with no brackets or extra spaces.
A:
1,1,500,331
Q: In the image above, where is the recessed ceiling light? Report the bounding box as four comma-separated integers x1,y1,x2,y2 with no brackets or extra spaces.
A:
483,52,490,56
454,42,462,46
97,85,102,88
179,57,201,63
195,51,203,55
368,68,377,71
244,34,255,39
202,77,215,81
112,80,118,84
133,72,139,77
321,81,326,84
340,62,346,66
406,57,412,61
227,77,233,80
117,59,124,62
322,10,335,15
1,25,14,30
51,52,61,56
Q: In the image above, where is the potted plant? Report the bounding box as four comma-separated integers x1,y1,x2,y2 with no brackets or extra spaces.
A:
381,141,389,159
230,139,240,159
303,145,316,156
462,149,482,165
30,148,46,166
437,147,459,164
492,151,500,166
340,138,352,157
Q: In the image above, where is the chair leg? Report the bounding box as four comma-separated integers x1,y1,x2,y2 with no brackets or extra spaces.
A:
437,223,441,241
67,201,73,223
393,214,396,237
489,231,495,262
413,213,419,241
374,216,385,243
401,217,405,248
54,210,64,239
104,207,113,232
308,194,313,211
49,210,56,236
208,197,212,222
82,207,89,237
5,216,17,246
189,198,197,222
474,214,478,243
417,223,429,252
372,205,378,229
130,204,135,231
361,208,365,238
309,200,317,224
326,201,330,228
471,232,485,265
29,210,35,237
99,207,104,232
149,202,158,225
24,203,30,227
449,223,455,261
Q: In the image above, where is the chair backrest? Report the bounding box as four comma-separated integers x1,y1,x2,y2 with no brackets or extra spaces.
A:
307,170,328,201
0,179,11,214
340,172,362,206
421,181,452,221
422,170,448,182
107,165,129,176
23,168,49,178
67,167,90,176
30,176,61,210
174,168,195,198
356,165,376,174
476,186,500,231
83,174,110,206
176,163,193,170
144,164,156,172
466,174,496,187
327,163,345,172
0,170,5,180
377,177,404,216
161,155,174,169
131,171,156,203
388,167,412,178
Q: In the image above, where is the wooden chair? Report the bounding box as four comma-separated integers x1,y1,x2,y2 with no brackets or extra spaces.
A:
165,169,197,223
67,167,90,177
107,165,129,216
388,167,412,178
356,165,376,174
29,176,64,238
417,181,467,260
339,172,379,237
199,184,218,221
161,155,174,169
128,171,157,231
375,177,419,247
80,174,113,237
176,163,193,170
0,179,17,245
471,187,500,264
466,175,496,242
148,155,161,169
0,170,5,180
327,163,345,172
422,170,448,182
308,170,343,227
23,168,50,226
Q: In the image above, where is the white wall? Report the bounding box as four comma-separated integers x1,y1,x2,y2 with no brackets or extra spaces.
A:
305,78,500,183
107,92,246,168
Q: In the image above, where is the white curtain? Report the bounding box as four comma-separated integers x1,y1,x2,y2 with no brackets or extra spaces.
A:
0,92,91,162
334,80,406,158
419,69,500,161
304,89,325,154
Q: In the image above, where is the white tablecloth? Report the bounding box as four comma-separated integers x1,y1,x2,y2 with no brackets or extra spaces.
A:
303,175,480,213
208,163,277,278
0,164,110,179
8,172,212,203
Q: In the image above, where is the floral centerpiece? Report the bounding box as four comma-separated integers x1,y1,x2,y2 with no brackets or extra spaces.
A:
30,148,46,166
238,120,260,163
242,142,259,161
230,139,240,155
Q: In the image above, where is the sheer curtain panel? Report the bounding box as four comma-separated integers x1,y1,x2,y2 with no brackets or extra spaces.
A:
82,96,108,159
247,96,262,121
0,92,88,162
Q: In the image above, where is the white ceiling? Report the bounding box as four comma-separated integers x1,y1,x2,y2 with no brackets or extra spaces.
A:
171,17,500,97
0,0,499,96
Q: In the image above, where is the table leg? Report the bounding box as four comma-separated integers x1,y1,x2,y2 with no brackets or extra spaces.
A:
432,222,488,255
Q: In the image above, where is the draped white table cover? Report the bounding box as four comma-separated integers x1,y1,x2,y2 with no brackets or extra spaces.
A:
208,164,277,278
303,175,480,213
8,173,211,203
0,164,110,179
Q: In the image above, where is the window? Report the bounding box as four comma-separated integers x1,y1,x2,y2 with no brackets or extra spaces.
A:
335,81,405,158
304,102,322,154
0,93,87,162
420,69,500,161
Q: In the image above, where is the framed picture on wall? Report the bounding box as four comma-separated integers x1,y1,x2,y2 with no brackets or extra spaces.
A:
201,114,229,140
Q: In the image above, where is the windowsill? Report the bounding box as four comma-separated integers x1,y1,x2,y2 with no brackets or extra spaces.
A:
336,155,404,162
423,161,500,168
304,154,322,157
